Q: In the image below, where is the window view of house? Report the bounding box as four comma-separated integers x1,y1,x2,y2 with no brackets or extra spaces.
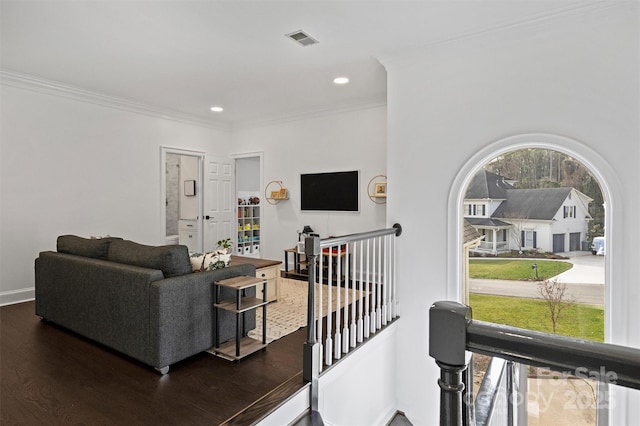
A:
463,148,605,333
465,169,594,254
463,148,607,424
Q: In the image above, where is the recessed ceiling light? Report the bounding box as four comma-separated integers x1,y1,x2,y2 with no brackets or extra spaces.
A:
210,106,224,112
333,77,349,85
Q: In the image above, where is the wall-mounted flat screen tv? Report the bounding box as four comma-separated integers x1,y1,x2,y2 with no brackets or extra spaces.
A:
300,170,359,212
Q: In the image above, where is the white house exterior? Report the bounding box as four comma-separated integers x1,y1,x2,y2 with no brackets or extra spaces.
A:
465,170,593,254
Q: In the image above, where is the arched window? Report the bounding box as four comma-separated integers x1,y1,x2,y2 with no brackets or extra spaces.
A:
449,134,615,338
449,133,619,424
463,148,605,340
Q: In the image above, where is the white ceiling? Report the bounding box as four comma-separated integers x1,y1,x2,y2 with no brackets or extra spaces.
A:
1,1,593,127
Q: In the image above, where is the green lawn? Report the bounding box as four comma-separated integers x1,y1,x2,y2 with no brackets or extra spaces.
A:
469,293,604,342
469,259,573,281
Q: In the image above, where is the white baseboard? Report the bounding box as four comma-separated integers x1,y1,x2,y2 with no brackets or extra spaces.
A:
0,287,35,306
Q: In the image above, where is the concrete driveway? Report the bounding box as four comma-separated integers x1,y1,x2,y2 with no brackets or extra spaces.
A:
469,252,605,305
553,252,604,284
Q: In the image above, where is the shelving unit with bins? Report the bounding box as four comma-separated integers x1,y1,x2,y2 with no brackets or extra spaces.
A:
237,203,260,256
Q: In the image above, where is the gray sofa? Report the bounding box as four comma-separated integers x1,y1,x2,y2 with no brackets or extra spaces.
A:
35,235,256,374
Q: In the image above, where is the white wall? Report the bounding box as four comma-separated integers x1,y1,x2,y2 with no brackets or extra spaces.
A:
382,3,639,425
0,85,231,304
231,106,387,263
236,156,261,193
317,323,398,426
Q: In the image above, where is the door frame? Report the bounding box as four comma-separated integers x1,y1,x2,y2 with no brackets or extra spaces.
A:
231,151,264,249
160,146,205,251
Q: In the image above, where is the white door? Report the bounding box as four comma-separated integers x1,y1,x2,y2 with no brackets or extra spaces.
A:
203,156,235,252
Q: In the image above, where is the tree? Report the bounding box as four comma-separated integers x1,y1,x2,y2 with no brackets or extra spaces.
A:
485,148,605,234
537,278,575,333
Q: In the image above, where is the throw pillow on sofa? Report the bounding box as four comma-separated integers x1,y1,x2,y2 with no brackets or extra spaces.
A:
57,235,123,260
107,240,192,278
189,251,230,272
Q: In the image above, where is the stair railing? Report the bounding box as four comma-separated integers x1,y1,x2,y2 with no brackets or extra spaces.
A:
302,224,402,420
429,301,640,426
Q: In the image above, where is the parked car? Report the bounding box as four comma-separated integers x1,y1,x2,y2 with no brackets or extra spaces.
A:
591,236,605,255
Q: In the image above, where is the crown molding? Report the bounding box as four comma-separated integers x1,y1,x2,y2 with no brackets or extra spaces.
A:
379,0,630,68
1,69,385,132
231,96,387,131
0,70,231,132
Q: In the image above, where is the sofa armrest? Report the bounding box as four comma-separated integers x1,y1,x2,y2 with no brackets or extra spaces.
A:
149,264,256,368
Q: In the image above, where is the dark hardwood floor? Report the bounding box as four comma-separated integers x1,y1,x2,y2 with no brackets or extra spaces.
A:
1,301,307,425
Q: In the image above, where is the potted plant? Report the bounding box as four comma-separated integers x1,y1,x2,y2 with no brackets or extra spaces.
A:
216,238,233,265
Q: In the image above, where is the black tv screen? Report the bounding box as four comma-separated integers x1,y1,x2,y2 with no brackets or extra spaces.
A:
301,171,359,212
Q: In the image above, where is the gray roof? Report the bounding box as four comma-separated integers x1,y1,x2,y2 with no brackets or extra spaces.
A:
492,188,573,220
466,217,513,228
465,170,515,199
463,219,483,244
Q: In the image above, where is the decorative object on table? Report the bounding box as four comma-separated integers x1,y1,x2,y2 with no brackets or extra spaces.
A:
190,238,233,272
367,174,387,204
217,237,232,252
297,225,315,253
190,250,230,271
264,180,289,204
298,225,314,241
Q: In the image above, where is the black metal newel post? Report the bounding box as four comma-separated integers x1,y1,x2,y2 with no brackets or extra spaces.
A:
302,236,322,422
429,301,472,426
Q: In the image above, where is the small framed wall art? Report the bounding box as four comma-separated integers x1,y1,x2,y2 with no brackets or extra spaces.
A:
367,174,387,204
184,180,196,196
374,182,387,197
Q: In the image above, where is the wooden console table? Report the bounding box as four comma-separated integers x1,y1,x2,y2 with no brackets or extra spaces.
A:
230,255,281,302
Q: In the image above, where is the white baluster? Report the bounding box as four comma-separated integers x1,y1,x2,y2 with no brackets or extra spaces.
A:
342,243,350,353
364,238,371,339
376,236,382,330
391,235,398,319
325,252,333,366
317,255,324,371
382,234,388,326
333,246,342,360
371,237,377,334
357,240,364,343
350,242,357,348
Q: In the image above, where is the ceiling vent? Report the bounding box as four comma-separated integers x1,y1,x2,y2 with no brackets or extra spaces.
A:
285,30,318,47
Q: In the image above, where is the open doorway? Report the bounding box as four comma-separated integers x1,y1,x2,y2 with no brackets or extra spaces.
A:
161,147,204,252
233,152,263,258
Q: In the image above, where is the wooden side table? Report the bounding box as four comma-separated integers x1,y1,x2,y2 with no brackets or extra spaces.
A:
230,255,282,302
284,247,307,275
213,275,267,360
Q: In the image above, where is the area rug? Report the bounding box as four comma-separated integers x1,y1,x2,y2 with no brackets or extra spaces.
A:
247,277,364,344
